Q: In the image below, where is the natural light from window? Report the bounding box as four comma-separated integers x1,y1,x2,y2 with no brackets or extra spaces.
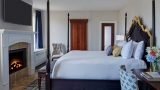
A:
32,10,36,50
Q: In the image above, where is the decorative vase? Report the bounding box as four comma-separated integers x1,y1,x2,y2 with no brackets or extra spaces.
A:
158,60,160,72
152,62,158,72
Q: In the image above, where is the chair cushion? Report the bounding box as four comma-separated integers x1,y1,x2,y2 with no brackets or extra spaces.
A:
52,53,63,58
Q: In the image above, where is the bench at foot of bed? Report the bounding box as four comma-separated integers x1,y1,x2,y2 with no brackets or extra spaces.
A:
38,60,56,90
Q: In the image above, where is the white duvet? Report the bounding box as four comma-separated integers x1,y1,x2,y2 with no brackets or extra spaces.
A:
51,51,147,80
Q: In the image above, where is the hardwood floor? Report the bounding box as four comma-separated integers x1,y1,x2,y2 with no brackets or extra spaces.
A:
10,72,38,90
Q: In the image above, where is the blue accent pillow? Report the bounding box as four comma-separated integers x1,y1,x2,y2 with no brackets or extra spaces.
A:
106,45,113,56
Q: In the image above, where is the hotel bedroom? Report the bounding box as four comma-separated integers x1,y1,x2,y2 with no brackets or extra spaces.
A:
0,0,160,90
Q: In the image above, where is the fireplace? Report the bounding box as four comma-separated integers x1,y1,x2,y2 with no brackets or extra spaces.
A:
0,30,35,90
9,48,27,74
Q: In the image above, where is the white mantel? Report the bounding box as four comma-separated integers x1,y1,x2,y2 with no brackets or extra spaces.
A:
0,29,35,90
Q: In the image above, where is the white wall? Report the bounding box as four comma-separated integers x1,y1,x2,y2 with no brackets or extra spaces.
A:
48,11,119,53
118,0,160,47
155,0,160,46
0,0,32,31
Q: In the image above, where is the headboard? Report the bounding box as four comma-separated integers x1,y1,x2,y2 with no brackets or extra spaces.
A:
126,16,152,47
126,16,152,68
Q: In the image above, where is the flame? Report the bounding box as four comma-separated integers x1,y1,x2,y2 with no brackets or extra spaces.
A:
9,60,23,70
10,59,22,67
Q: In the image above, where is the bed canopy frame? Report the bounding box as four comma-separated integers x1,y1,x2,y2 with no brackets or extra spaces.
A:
45,0,155,89
46,0,50,90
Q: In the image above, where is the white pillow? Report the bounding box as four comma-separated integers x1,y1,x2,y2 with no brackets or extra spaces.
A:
132,41,138,57
121,40,133,59
133,41,144,59
117,41,126,46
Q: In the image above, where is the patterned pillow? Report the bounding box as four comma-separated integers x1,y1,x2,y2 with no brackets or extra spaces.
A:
106,45,113,56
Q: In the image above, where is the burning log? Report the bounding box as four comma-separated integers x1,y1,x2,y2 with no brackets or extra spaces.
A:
9,62,22,70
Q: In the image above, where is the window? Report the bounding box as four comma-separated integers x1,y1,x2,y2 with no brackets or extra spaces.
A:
33,10,43,49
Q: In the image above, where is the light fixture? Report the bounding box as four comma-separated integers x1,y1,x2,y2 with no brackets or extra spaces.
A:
116,35,124,41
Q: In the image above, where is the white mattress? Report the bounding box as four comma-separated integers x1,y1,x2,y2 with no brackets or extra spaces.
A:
51,51,147,80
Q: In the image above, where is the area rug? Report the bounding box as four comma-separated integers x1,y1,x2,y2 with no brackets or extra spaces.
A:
24,60,57,90
23,78,45,90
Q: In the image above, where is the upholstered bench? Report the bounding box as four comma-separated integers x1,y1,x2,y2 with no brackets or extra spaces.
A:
38,60,57,90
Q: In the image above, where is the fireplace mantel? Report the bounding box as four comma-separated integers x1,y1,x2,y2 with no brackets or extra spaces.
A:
0,29,35,90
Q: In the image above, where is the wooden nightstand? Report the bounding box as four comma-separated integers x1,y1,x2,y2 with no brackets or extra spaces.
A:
132,69,160,90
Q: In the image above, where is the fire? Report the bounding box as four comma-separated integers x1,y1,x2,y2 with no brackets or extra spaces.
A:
9,61,23,70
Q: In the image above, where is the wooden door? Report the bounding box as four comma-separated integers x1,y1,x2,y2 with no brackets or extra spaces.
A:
71,23,78,50
101,23,114,50
70,19,88,50
78,23,87,50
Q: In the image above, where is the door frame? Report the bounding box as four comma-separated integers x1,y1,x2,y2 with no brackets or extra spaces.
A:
101,23,114,50
99,21,117,51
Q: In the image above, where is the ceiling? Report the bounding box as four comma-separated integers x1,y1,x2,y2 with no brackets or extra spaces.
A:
32,0,130,11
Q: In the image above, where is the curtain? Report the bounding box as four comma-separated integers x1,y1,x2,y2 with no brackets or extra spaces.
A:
35,10,43,49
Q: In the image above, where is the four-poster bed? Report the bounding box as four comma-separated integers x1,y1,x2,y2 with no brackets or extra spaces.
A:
67,13,70,53
47,16,152,90
46,0,50,90
45,0,156,90
125,12,127,37
152,0,156,46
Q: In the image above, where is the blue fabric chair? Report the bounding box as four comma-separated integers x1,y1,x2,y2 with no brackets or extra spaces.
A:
119,65,139,90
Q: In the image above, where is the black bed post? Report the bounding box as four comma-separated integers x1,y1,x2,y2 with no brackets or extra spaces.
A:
67,13,70,53
152,0,156,46
46,0,50,90
125,12,127,41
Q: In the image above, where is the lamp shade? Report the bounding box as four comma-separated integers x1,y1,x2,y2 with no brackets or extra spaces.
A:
116,35,124,40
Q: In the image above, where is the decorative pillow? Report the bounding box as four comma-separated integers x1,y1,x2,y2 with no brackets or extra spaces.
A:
117,41,127,47
106,45,113,56
112,45,122,57
52,43,62,55
113,45,118,50
132,41,138,57
133,41,144,59
121,40,133,59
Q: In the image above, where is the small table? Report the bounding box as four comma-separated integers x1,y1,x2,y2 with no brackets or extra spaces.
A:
132,69,160,90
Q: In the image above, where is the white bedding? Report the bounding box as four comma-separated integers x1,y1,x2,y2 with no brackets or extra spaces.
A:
51,51,147,80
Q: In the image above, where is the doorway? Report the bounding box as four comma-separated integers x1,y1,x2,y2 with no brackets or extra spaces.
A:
101,23,114,50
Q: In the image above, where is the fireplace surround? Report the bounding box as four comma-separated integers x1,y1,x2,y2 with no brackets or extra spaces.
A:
0,29,35,90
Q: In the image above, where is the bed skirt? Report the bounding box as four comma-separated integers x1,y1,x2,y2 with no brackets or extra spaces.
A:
50,79,121,90
50,79,150,90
